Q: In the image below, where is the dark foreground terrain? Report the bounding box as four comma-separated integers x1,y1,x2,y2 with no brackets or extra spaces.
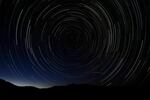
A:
0,79,103,96
0,79,149,96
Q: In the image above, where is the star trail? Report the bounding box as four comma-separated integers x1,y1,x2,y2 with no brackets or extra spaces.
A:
0,0,150,88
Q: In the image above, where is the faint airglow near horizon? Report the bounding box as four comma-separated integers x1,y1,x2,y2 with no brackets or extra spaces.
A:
4,79,52,88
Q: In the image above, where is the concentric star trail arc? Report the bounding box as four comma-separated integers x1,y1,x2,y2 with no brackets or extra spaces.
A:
0,0,149,87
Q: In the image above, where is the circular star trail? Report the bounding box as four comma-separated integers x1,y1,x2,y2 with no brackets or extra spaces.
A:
0,0,150,87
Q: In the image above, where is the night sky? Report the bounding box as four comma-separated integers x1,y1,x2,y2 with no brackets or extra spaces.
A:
0,0,150,88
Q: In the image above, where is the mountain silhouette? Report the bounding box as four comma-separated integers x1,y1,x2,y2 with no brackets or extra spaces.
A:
0,79,148,96
0,79,103,96
0,79,16,88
